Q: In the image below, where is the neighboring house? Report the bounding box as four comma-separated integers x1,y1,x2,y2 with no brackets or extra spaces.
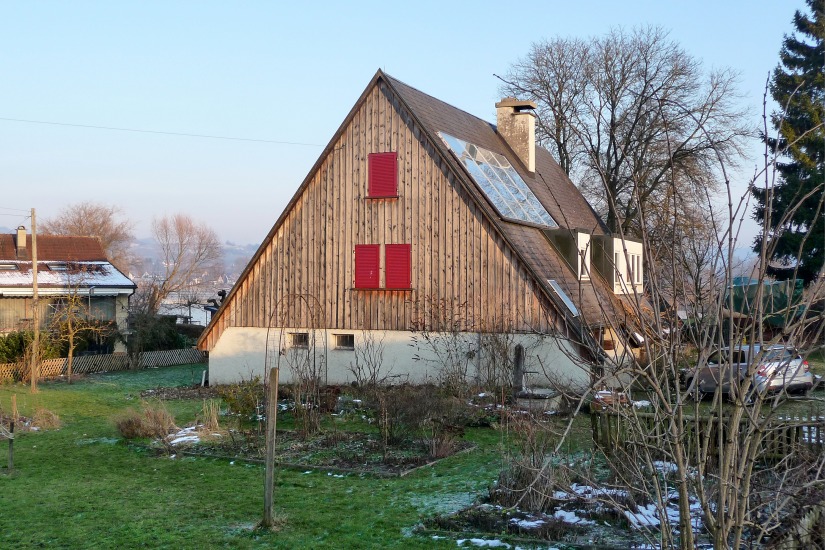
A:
0,226,136,353
198,70,645,388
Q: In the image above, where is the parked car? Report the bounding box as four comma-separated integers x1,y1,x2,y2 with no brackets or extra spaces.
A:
681,345,814,398
752,347,814,395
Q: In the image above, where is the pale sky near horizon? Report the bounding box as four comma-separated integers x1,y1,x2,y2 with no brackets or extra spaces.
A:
0,1,800,247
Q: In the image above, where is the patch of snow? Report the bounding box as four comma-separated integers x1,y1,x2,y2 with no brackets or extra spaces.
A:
624,504,660,528
509,517,545,529
652,460,679,475
327,472,345,478
168,426,200,446
633,400,651,408
457,538,511,548
553,509,594,525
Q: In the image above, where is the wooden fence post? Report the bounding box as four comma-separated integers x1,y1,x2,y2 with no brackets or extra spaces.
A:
262,367,279,528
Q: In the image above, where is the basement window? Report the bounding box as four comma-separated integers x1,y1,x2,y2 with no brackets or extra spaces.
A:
333,334,355,350
0,264,17,270
47,263,69,271
290,332,309,348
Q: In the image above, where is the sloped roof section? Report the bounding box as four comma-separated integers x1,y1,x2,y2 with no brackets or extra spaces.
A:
382,73,612,325
0,235,108,262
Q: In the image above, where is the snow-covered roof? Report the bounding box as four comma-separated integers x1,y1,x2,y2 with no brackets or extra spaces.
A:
0,261,135,297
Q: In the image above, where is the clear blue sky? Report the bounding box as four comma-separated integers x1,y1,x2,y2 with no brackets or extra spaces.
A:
0,1,799,245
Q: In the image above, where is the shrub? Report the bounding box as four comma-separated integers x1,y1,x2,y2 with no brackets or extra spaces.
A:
31,407,61,431
115,401,177,439
217,377,264,432
0,330,61,365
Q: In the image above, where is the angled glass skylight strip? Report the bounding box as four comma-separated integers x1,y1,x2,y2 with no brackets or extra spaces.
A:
547,279,579,317
438,132,558,228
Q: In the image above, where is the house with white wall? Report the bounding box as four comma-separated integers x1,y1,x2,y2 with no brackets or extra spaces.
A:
198,71,645,388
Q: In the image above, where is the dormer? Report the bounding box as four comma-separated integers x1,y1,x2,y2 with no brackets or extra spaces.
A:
543,228,592,281
591,235,644,295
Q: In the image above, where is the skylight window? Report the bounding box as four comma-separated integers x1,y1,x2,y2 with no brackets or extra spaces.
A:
547,279,579,317
438,132,557,229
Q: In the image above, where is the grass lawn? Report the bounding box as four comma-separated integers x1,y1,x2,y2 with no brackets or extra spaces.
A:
0,365,512,549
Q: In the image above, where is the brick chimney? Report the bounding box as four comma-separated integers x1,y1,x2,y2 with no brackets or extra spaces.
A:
496,98,537,172
15,226,27,256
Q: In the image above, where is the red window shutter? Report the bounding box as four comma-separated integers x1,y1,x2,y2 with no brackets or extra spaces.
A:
368,152,397,197
355,244,380,289
385,244,411,289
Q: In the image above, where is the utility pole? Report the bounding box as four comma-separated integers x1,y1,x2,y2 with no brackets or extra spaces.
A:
30,208,39,393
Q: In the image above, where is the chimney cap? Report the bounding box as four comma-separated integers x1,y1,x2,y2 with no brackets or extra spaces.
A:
496,97,537,111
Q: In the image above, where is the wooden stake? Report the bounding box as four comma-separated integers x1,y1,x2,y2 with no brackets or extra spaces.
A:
262,367,279,528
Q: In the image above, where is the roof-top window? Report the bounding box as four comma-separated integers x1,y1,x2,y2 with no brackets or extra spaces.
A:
438,132,558,229
547,279,579,317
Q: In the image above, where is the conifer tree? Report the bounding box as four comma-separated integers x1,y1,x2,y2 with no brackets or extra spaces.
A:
753,0,825,285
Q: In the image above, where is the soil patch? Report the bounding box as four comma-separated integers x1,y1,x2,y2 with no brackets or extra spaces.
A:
171,428,474,477
140,385,220,400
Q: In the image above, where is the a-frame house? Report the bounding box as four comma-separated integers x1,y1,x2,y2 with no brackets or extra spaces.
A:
198,70,644,387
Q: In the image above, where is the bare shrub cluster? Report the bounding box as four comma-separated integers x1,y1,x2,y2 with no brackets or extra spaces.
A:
115,401,177,440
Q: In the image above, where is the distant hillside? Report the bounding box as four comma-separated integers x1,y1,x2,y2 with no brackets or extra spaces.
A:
128,238,257,281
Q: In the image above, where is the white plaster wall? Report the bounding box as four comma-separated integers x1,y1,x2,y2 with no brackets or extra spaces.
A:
208,326,592,390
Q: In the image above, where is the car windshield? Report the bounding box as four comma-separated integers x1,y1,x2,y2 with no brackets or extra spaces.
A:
708,350,747,364
763,348,796,362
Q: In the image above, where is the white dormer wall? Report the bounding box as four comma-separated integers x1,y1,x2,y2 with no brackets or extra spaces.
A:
590,235,644,295
577,232,591,280
612,237,644,295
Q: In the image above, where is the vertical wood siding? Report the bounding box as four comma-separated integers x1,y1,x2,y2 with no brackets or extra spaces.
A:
201,83,557,350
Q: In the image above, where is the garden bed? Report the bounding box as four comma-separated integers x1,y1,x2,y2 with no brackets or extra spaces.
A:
165,426,475,477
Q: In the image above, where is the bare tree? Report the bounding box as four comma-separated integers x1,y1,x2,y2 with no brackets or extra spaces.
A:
49,268,115,384
137,213,221,315
489,88,825,549
40,203,135,273
500,26,750,238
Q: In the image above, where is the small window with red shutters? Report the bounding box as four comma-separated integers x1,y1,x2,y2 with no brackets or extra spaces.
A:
385,244,411,289
368,152,398,198
355,244,380,289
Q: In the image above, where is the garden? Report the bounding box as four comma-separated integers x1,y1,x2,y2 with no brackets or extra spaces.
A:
1,355,824,549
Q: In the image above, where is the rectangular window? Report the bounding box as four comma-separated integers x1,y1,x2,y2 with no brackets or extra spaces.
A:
0,264,17,270
333,334,355,350
384,244,411,289
355,244,380,288
290,332,309,348
368,152,398,198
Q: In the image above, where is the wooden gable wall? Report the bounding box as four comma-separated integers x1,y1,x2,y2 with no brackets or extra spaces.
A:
200,81,559,351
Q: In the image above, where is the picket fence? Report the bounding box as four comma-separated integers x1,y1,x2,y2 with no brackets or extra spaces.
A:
0,348,205,381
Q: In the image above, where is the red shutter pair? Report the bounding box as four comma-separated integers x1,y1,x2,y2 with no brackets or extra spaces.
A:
355,244,410,289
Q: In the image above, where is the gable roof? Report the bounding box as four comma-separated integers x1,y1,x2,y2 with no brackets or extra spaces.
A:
0,234,108,262
0,233,135,294
379,73,615,325
200,70,624,349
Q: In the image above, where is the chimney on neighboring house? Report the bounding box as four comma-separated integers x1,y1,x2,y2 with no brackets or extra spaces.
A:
15,226,27,257
496,97,537,173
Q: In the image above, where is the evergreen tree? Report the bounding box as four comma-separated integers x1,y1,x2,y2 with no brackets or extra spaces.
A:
753,0,825,285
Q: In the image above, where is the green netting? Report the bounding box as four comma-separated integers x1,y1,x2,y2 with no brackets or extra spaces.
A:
726,278,805,327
